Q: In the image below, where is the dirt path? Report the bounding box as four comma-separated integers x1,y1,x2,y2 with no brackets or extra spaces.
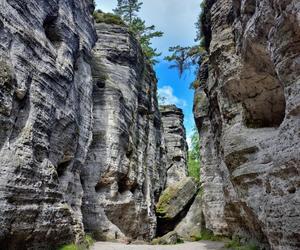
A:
92,241,225,250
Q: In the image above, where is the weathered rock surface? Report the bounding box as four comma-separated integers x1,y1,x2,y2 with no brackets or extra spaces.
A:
156,177,198,236
81,23,166,242
175,192,204,240
194,0,300,249
160,105,188,186
0,0,96,248
151,231,181,245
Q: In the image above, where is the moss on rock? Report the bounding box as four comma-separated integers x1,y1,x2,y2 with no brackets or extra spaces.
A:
156,177,198,219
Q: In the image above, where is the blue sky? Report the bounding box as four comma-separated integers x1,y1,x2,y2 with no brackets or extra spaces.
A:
95,0,201,146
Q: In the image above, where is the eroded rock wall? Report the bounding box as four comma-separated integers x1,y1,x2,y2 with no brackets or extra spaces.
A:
81,23,166,241
0,0,96,249
160,105,188,186
194,0,300,249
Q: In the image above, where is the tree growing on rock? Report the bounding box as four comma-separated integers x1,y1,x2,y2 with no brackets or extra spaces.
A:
164,2,208,86
113,0,163,64
113,0,142,24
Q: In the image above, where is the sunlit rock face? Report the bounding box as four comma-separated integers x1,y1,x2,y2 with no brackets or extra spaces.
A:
0,0,96,249
160,105,188,186
81,23,167,242
194,0,300,249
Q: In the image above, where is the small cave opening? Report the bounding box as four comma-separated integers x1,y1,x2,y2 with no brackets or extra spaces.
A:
95,181,106,193
43,15,62,48
57,160,71,178
172,156,182,162
117,177,138,194
243,85,286,128
96,79,105,89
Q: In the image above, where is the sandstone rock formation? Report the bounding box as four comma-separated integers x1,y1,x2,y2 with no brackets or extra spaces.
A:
160,105,188,186
81,23,166,241
194,0,300,249
0,0,171,248
175,192,204,240
0,0,96,248
156,177,198,236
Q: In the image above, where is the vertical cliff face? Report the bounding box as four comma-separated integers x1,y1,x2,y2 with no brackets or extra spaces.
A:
81,23,166,241
0,0,96,248
194,0,300,249
160,105,188,186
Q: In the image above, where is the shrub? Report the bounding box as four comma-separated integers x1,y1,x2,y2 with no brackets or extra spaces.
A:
58,244,78,250
188,156,200,182
58,234,95,250
93,10,125,26
225,237,259,250
191,229,222,242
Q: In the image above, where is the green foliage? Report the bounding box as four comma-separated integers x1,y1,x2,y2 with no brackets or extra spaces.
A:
188,128,200,181
192,229,222,241
225,238,259,250
113,0,163,64
164,46,192,78
84,234,95,248
188,155,200,182
165,2,207,78
156,185,178,217
58,234,95,250
58,244,79,250
195,1,206,43
164,44,205,78
176,238,184,244
190,129,200,161
129,17,163,64
113,0,142,24
93,10,125,25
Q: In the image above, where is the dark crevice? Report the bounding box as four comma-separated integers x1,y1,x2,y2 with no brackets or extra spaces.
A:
172,156,182,162
57,160,71,177
43,15,62,48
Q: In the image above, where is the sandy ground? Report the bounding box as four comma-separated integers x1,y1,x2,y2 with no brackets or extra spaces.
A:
92,241,225,250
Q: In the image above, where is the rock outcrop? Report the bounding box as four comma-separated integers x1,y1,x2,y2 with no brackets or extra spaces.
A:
0,1,169,248
156,177,198,236
175,192,204,240
194,0,300,249
0,0,96,249
160,105,188,186
81,23,166,241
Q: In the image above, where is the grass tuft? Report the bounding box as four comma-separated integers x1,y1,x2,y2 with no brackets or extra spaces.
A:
58,234,95,250
225,237,259,250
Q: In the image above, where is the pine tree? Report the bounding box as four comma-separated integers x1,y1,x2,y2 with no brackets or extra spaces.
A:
164,45,202,78
113,0,142,24
113,1,163,65
130,18,163,64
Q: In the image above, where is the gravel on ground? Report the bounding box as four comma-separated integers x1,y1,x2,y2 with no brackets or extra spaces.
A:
92,241,225,250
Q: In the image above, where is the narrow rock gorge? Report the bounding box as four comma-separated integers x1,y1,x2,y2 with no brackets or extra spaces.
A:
0,0,190,248
0,0,299,249
194,0,300,249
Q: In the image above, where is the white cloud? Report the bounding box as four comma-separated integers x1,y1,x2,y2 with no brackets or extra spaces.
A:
158,85,187,108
